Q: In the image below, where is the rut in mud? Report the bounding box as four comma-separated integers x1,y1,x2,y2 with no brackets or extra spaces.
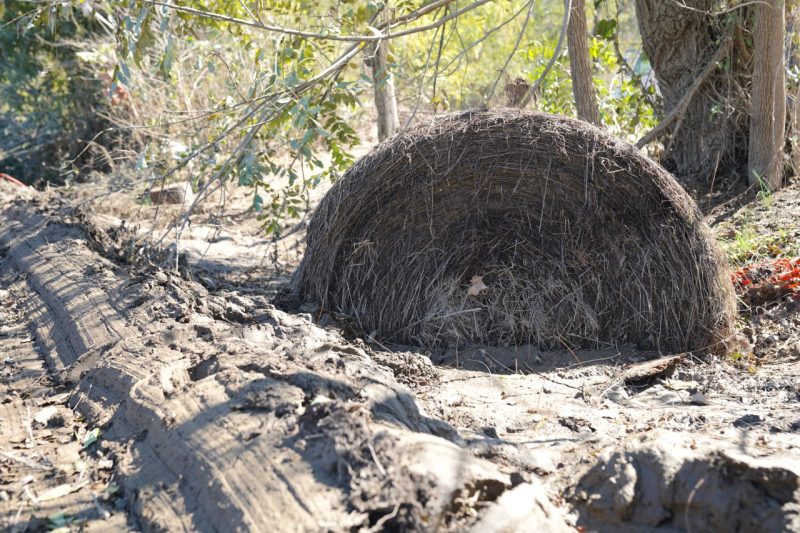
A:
1,185,800,532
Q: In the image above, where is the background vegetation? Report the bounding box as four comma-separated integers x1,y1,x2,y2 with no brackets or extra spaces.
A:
0,0,794,235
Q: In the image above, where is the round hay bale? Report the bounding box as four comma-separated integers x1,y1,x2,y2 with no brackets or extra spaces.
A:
292,109,736,354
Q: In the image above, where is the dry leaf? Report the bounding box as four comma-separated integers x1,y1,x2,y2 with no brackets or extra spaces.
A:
467,275,488,296
37,392,70,406
36,481,88,502
33,406,58,426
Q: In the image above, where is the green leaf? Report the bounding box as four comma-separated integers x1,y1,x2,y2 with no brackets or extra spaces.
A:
160,35,175,78
595,19,617,40
134,9,156,67
0,0,5,20
82,428,100,448
48,512,70,527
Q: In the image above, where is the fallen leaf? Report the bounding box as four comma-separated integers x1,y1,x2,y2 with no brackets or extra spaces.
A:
37,392,70,406
33,406,59,426
82,428,100,448
36,481,88,502
467,275,488,296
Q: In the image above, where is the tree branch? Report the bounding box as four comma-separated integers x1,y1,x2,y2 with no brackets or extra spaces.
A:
635,35,733,149
487,0,536,102
520,0,572,108
141,0,491,43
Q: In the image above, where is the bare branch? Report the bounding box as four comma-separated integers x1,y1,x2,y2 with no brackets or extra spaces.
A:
487,0,536,102
520,0,572,108
142,0,491,43
635,35,733,149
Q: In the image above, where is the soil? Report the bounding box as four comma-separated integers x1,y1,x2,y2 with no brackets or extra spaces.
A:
1,175,799,532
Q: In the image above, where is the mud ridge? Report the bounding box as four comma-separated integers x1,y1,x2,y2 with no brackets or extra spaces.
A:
2,193,799,532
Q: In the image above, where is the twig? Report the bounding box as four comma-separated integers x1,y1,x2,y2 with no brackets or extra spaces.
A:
684,475,708,533
520,0,573,107
141,0,491,43
488,0,537,102
367,442,387,477
668,0,769,16
370,503,401,532
404,14,445,128
13,498,25,526
431,12,448,105
154,38,366,251
0,451,51,471
438,1,531,75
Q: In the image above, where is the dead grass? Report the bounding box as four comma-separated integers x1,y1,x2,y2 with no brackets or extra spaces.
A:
292,109,736,354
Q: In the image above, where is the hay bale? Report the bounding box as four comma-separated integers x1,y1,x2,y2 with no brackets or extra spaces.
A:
292,109,735,353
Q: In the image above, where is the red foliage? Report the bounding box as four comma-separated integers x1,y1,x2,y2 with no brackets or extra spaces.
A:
732,258,800,305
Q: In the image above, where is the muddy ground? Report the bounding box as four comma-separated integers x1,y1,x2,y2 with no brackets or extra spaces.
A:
1,175,799,532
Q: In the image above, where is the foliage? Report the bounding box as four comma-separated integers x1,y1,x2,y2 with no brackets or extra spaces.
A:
391,0,657,137
1,0,662,235
732,257,800,309
722,224,800,267
0,0,121,183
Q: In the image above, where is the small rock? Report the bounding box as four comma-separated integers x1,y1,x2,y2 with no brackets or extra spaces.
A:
149,182,195,205
690,392,708,405
33,405,59,426
733,414,764,428
482,426,499,439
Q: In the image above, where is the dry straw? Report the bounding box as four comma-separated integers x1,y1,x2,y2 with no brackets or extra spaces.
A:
292,109,735,354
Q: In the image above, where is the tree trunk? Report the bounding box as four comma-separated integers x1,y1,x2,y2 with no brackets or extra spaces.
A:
366,38,400,141
748,0,786,189
635,0,752,183
566,0,601,125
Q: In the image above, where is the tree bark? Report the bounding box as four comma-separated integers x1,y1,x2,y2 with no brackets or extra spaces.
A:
367,38,400,141
635,0,752,183
748,0,786,189
566,0,601,125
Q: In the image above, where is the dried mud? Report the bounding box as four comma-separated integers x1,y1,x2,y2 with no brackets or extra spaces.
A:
1,181,799,532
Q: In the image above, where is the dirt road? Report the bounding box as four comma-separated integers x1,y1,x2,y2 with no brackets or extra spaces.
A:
1,185,799,531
